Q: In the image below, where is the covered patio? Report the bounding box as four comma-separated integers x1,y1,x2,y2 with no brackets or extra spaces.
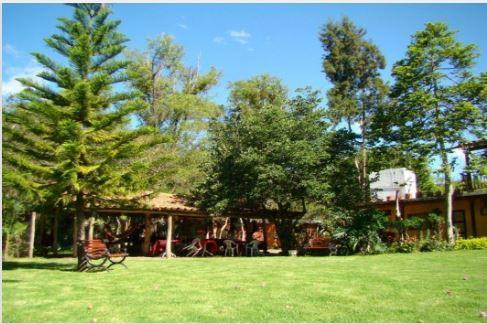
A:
92,193,301,257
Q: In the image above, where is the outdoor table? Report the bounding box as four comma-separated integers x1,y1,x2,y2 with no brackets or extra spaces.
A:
233,240,246,256
200,239,219,256
150,239,180,256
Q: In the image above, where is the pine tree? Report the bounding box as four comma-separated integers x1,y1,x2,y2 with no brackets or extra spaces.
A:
391,22,485,243
3,4,159,255
320,17,387,200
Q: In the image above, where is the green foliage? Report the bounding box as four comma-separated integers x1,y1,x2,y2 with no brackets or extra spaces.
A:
195,75,329,253
332,208,388,255
419,238,451,252
390,22,485,242
388,239,417,253
319,16,386,130
320,17,388,199
3,4,164,250
323,130,363,209
455,237,487,250
125,34,221,193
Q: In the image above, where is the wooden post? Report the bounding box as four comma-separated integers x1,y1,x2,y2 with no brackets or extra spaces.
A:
165,215,173,259
143,213,152,256
88,216,95,240
52,208,59,256
262,219,268,253
28,212,37,258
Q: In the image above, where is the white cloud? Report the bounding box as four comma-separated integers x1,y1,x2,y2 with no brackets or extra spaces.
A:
3,43,21,58
2,61,44,96
177,23,188,30
228,30,251,44
213,36,225,44
247,47,255,52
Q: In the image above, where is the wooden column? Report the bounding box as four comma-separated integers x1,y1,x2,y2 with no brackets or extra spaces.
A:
143,213,153,256
262,219,268,253
165,215,173,259
87,216,95,240
52,208,59,256
28,212,37,258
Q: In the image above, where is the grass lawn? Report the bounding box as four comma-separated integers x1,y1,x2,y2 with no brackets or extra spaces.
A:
2,250,487,323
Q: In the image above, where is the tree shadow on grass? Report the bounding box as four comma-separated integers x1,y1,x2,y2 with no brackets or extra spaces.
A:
3,261,77,272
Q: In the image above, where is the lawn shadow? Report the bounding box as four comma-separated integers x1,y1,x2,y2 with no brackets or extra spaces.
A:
3,261,77,272
2,279,21,283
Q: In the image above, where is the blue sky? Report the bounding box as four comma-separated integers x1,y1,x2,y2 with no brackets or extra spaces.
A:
3,3,487,179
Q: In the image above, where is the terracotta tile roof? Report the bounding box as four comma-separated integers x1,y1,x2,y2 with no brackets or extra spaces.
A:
144,192,201,214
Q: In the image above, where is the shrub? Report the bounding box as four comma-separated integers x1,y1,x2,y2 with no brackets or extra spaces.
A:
389,239,417,253
455,237,487,250
332,208,388,255
419,238,451,252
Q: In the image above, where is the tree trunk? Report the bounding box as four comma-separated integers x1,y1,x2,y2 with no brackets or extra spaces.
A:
439,142,455,244
28,211,37,258
74,192,85,257
274,217,295,255
361,113,369,203
165,215,173,259
4,232,11,259
72,215,78,257
395,189,404,241
87,217,95,240
218,217,229,239
239,218,246,241
76,193,86,241
142,213,152,256
52,207,59,257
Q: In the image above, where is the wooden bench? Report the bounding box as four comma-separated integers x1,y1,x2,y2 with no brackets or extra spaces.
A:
77,239,128,272
304,237,337,256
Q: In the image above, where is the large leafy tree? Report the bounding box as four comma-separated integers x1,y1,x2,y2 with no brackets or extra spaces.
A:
195,75,329,254
126,35,221,193
3,4,159,255
320,17,387,200
390,22,486,243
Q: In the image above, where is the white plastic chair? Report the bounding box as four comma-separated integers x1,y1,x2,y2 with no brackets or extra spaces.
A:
182,238,202,257
246,240,260,257
223,239,238,256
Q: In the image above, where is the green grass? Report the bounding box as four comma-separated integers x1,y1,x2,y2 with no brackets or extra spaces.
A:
3,250,487,322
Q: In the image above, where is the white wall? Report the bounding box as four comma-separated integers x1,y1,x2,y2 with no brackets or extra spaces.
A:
370,168,417,201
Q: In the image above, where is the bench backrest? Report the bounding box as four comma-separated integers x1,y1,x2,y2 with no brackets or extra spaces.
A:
310,237,331,248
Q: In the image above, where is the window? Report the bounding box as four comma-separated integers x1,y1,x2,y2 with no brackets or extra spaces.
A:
453,210,466,238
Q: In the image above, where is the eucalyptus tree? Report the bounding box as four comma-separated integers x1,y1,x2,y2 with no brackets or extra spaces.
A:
196,75,330,254
390,22,485,243
126,35,221,193
3,4,160,255
320,17,387,200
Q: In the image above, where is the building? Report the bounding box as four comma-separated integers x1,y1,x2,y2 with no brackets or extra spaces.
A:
370,168,417,201
373,192,487,238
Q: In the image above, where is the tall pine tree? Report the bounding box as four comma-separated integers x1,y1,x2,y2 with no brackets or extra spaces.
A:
320,17,387,201
3,4,160,256
391,22,485,243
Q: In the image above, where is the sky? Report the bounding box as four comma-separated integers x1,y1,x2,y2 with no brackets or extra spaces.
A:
3,3,487,179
